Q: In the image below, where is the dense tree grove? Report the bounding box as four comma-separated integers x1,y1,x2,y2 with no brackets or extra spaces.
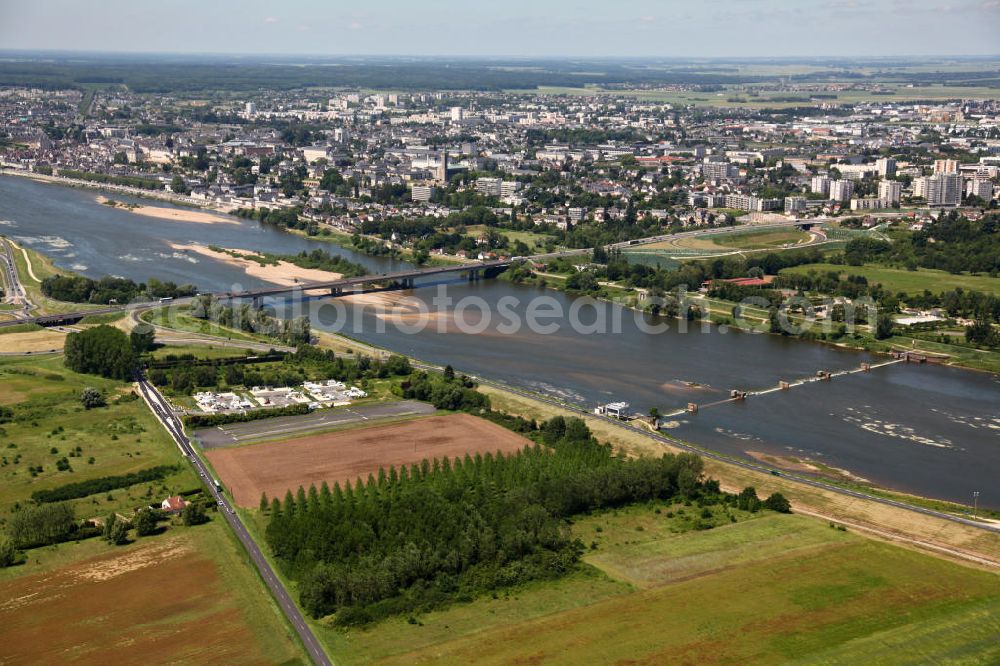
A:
265,416,712,624
188,295,311,345
64,325,136,379
6,502,83,548
848,212,1000,274
41,274,196,304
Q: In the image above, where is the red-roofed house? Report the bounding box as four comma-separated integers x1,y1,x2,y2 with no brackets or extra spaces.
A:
161,496,188,513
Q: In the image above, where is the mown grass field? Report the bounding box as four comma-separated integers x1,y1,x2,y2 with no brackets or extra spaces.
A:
335,505,1000,665
781,263,1000,297
712,227,812,249
0,354,198,518
0,520,305,664
461,224,556,250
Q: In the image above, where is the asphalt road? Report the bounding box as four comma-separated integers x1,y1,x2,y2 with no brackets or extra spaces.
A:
0,237,33,319
195,399,436,448
136,377,332,666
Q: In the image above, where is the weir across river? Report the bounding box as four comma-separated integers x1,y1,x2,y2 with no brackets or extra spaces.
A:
669,356,912,418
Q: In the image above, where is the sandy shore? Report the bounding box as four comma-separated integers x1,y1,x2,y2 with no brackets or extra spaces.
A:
169,243,344,287
98,196,239,225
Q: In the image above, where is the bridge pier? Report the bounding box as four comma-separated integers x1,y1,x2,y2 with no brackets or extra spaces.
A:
861,363,871,372
686,403,698,414
468,269,481,281
779,381,790,391
252,296,263,310
329,287,343,297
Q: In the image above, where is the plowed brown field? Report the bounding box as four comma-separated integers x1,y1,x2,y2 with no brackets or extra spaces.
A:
207,413,532,507
0,535,278,664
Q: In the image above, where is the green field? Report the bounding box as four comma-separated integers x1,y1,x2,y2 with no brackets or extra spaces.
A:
462,224,556,250
712,228,812,250
329,504,1000,665
0,354,198,518
781,263,1000,296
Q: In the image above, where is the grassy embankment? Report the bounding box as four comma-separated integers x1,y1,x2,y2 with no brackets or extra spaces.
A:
5,240,105,316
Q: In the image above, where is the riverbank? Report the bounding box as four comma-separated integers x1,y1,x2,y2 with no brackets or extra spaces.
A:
517,267,1000,375
97,195,240,225
167,243,344,287
0,166,224,212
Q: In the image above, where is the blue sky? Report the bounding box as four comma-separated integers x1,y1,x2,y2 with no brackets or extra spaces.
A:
1,0,998,57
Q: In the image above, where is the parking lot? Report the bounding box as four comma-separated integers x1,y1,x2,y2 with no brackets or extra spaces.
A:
193,400,436,448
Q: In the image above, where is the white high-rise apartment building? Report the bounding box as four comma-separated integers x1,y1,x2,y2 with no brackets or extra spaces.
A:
829,179,854,202
875,157,896,178
811,176,831,196
878,180,902,205
966,178,994,201
915,173,962,206
450,106,465,122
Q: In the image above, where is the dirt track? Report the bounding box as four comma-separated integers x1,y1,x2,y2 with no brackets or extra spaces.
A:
207,413,532,507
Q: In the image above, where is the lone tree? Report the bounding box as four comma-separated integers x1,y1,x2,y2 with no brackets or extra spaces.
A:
764,492,792,513
80,387,106,410
135,509,159,537
130,324,156,354
182,502,208,526
874,312,894,340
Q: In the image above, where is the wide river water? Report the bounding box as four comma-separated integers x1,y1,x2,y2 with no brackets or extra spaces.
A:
2,174,998,508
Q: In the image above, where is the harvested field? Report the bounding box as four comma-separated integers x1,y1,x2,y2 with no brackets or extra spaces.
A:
0,528,299,664
207,413,532,507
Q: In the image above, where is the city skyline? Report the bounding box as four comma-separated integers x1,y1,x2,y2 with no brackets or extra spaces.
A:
2,0,1000,58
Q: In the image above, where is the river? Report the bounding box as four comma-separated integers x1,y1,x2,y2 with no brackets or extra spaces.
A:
2,174,998,508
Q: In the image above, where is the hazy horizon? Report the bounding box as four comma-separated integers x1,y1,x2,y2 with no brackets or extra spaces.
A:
2,0,999,58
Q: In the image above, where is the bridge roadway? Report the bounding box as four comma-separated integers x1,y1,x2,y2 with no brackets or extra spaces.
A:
0,219,829,329
0,258,513,328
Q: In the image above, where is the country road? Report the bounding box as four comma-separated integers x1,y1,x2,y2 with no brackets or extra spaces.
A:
135,377,332,666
